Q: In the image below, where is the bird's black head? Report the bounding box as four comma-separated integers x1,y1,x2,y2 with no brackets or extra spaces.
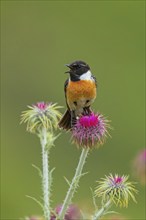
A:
65,60,90,81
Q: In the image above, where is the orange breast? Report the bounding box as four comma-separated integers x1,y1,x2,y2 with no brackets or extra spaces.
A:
66,80,96,101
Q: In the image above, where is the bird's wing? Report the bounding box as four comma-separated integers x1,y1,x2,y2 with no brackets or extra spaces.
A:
64,78,69,95
64,78,70,110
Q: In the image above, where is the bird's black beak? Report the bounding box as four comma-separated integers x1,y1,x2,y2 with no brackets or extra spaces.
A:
65,64,71,73
65,64,71,68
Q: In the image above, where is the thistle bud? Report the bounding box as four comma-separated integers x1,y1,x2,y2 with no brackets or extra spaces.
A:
21,102,62,134
95,174,138,208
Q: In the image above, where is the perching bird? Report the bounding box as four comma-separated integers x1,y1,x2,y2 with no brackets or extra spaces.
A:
58,60,97,130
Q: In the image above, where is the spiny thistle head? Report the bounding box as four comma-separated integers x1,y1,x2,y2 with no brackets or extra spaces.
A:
95,174,138,208
51,204,82,220
21,102,62,134
71,112,110,148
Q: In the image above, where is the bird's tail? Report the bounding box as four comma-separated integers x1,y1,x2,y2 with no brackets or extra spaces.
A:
58,109,72,130
58,107,92,130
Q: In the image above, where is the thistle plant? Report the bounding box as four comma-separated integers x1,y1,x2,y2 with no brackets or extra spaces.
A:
21,102,62,220
21,103,138,220
59,112,110,220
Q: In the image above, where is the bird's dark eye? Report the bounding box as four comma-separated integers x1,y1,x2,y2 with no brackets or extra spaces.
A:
73,64,80,69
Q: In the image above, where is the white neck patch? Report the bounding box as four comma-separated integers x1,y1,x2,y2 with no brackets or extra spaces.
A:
80,70,92,80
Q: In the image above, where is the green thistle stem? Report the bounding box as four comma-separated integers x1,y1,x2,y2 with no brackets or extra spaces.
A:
92,200,112,220
59,148,89,220
40,128,50,220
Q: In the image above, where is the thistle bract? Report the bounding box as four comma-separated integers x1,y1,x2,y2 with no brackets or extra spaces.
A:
95,174,137,208
71,113,109,148
21,102,62,134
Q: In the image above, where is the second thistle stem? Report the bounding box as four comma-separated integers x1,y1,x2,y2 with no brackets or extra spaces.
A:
59,148,89,220
92,200,112,220
41,128,50,220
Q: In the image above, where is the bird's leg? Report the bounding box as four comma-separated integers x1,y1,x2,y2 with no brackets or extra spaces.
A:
70,110,76,128
83,106,92,115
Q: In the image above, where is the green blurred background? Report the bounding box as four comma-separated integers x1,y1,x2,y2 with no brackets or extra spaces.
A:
1,0,145,219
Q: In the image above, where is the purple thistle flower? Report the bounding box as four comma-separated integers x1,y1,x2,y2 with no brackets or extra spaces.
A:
51,204,82,220
71,113,109,148
35,102,48,110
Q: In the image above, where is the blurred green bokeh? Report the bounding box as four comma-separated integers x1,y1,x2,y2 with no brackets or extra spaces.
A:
1,1,145,219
